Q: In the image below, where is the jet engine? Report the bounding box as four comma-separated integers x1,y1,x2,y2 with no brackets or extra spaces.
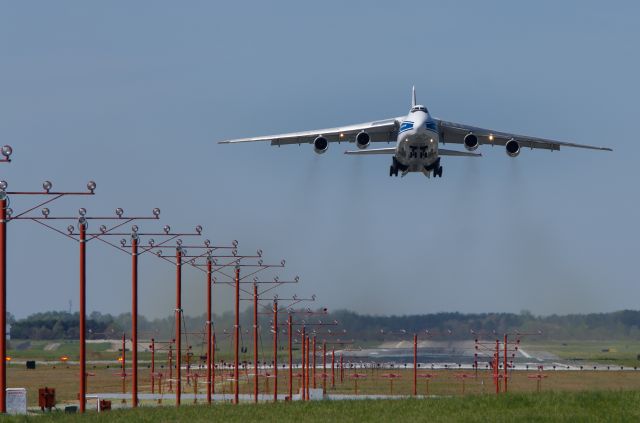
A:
355,131,370,149
313,136,329,154
505,139,520,157
464,133,479,151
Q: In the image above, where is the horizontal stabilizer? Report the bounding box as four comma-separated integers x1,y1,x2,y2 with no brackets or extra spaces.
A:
344,147,396,155
439,148,482,157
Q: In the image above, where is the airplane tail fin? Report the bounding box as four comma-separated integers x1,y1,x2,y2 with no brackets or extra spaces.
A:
411,86,416,107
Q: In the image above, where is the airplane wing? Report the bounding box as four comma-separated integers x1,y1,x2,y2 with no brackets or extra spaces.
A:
436,119,612,152
218,117,402,146
344,147,481,157
344,147,396,155
438,148,482,157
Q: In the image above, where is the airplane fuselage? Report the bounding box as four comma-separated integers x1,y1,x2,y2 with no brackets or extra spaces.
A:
393,109,441,176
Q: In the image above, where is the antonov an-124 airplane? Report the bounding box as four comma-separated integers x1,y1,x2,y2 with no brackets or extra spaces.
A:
219,88,612,178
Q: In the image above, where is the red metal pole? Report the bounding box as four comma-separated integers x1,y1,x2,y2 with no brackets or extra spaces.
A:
168,342,173,393
273,300,278,402
495,339,499,395
175,248,182,407
131,235,138,407
122,332,126,398
234,266,240,404
413,333,417,396
301,326,305,400
211,333,216,395
331,348,335,388
340,354,344,383
312,336,316,389
288,314,292,400
206,259,212,404
504,334,508,393
79,221,87,413
253,284,258,403
0,199,6,414
322,341,327,394
151,338,155,394
305,336,310,400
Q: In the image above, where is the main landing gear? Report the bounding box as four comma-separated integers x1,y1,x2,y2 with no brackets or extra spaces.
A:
425,157,443,178
389,157,405,177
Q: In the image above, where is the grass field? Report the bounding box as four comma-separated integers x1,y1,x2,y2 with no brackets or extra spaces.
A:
3,391,640,422
7,363,640,407
6,338,640,410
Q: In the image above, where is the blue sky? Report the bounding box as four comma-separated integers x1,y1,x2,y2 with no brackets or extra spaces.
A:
1,1,638,318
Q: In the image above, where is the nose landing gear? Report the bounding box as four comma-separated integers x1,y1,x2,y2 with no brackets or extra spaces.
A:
434,166,443,178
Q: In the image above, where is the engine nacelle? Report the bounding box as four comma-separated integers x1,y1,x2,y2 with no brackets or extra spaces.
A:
313,136,328,154
464,133,479,151
355,131,370,149
505,139,520,157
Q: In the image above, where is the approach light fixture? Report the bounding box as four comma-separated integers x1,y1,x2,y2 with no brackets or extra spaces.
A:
42,180,52,192
87,180,97,193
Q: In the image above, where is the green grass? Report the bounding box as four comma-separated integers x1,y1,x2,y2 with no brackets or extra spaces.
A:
4,391,640,422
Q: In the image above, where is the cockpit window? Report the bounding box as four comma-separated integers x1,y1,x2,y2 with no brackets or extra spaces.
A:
411,105,428,113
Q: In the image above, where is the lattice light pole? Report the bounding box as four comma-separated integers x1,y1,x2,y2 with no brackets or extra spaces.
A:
86,223,207,406
238,277,300,403
189,255,285,405
287,311,338,401
10,205,161,412
256,293,316,402
133,239,274,407
0,178,95,413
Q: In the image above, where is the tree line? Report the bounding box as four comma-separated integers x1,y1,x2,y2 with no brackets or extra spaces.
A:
8,309,640,342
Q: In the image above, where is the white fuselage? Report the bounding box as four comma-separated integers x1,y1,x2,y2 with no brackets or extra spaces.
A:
395,109,440,173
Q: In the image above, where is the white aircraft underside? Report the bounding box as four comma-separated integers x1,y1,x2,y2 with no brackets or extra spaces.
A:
219,87,612,179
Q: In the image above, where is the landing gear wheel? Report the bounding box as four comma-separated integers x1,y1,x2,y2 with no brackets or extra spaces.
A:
434,166,443,178
389,166,394,177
